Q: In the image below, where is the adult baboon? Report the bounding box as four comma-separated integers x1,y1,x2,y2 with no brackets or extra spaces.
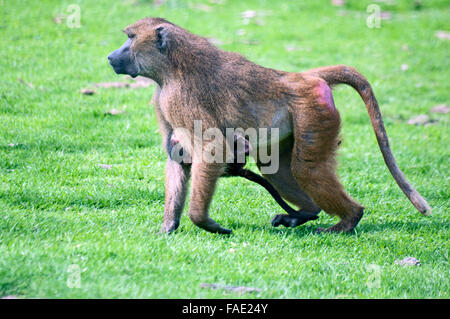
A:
108,17,431,235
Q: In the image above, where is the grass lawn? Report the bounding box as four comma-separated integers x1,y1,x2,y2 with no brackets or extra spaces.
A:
0,0,449,298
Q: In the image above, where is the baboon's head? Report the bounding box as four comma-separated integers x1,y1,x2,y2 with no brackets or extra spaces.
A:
108,18,173,80
108,17,218,84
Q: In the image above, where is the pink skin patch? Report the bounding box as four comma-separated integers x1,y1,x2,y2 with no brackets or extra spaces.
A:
170,135,180,144
316,81,336,111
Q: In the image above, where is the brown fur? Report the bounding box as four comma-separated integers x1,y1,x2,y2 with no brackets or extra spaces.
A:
118,17,431,234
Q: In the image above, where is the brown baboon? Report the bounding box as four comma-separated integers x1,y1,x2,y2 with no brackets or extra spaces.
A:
108,17,431,235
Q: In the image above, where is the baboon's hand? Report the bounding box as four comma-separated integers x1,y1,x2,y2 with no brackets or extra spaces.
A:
193,217,233,235
159,220,180,235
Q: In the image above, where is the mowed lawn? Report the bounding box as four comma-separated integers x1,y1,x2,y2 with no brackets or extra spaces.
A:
0,0,449,298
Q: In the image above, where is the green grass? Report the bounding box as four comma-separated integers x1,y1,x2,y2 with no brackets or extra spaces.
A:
0,0,449,298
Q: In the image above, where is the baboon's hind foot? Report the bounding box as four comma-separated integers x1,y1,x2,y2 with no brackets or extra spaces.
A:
316,209,364,234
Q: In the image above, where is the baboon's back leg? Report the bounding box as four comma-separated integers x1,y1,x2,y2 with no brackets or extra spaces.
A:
289,79,364,233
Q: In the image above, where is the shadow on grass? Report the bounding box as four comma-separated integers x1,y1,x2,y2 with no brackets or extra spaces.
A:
228,217,446,237
0,187,164,211
228,220,325,237
0,136,154,155
356,219,447,234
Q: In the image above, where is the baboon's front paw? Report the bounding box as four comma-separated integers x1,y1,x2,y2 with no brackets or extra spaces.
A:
194,217,232,235
159,222,179,235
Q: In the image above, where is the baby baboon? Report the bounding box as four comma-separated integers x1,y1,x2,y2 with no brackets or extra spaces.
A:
108,17,431,235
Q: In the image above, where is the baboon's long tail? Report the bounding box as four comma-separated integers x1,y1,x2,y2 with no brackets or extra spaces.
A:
305,65,431,216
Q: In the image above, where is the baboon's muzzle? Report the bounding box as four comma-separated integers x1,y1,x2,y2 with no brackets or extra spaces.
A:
108,38,138,78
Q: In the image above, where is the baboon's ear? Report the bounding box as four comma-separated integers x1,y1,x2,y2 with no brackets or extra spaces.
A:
155,26,169,52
